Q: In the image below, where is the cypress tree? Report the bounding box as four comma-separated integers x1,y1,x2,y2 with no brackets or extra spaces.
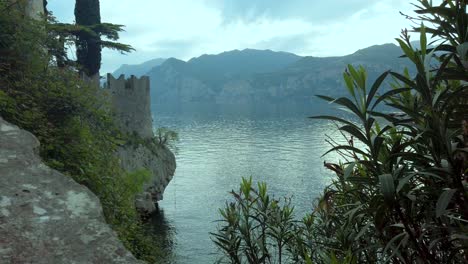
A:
74,0,101,78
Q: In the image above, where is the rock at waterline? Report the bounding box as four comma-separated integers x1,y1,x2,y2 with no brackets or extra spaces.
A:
0,117,142,264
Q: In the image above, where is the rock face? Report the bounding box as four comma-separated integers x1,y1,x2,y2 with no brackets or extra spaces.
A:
117,144,176,212
106,74,176,214
0,117,142,264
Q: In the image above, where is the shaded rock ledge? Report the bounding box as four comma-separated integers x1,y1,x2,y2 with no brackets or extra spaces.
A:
0,117,142,264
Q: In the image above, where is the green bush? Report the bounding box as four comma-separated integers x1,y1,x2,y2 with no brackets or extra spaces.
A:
154,127,179,153
0,2,166,262
212,179,358,264
213,1,467,263
212,178,300,264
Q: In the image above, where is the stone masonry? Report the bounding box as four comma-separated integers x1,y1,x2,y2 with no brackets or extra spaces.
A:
105,74,176,214
106,74,154,139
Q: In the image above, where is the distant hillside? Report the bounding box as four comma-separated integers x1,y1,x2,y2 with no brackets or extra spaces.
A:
112,58,166,78
185,49,302,84
143,44,413,108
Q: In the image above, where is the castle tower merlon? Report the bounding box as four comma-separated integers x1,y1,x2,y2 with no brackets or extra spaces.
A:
106,73,153,139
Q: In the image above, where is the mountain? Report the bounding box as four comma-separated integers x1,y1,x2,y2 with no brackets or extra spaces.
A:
112,58,166,78
144,44,413,108
185,49,302,83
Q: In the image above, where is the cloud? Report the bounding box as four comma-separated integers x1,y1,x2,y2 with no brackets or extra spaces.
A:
208,0,372,24
251,34,313,54
47,0,418,73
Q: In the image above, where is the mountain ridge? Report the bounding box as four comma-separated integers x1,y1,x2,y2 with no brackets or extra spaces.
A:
112,43,413,109
112,58,166,78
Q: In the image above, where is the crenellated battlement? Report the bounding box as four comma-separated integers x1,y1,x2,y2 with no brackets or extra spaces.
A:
105,73,153,139
105,73,176,211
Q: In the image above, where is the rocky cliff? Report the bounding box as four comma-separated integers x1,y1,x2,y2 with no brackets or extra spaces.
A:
106,74,176,214
0,117,142,264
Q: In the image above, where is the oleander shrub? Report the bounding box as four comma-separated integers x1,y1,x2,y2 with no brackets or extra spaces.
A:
213,1,467,263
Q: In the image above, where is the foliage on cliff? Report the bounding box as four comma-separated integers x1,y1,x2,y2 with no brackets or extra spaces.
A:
212,0,468,263
0,1,163,262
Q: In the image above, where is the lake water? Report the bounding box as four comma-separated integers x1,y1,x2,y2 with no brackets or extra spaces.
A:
149,104,345,263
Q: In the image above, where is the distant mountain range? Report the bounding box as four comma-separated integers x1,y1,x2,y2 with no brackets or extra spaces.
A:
112,44,414,109
112,58,166,78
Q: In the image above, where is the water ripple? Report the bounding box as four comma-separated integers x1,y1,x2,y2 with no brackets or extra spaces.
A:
154,113,343,263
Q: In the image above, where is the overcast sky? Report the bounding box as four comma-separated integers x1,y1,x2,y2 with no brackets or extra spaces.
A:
48,0,419,74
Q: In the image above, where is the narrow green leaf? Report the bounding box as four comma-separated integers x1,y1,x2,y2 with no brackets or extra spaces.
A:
366,71,389,108
379,174,395,203
446,215,468,224
343,72,356,98
340,125,367,143
432,88,446,107
369,111,400,123
372,135,385,158
371,88,412,110
355,222,372,241
451,234,468,240
345,204,363,224
347,64,362,88
321,145,370,158
383,232,407,257
347,176,375,185
339,97,364,117
396,38,415,62
396,174,414,192
344,162,355,179
456,42,468,60
436,189,456,218
389,72,415,88
424,41,440,76
420,23,427,56
414,6,454,16
315,94,336,102
434,53,453,83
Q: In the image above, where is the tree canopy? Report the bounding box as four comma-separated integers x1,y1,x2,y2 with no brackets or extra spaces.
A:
45,0,134,78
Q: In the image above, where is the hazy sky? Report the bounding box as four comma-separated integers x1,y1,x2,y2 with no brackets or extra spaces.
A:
48,0,419,74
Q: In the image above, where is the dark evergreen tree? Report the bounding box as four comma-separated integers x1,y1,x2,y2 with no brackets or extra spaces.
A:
74,0,101,78
43,0,48,15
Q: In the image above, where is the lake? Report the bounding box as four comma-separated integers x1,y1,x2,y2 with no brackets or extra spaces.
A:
149,103,346,263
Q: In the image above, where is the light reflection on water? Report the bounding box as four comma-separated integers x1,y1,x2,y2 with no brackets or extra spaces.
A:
150,105,347,263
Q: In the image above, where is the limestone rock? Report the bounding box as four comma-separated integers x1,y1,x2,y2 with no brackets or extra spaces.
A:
0,117,142,264
117,144,176,214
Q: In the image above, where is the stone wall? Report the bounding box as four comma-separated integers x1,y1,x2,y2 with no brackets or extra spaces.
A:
106,74,154,139
105,74,176,214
